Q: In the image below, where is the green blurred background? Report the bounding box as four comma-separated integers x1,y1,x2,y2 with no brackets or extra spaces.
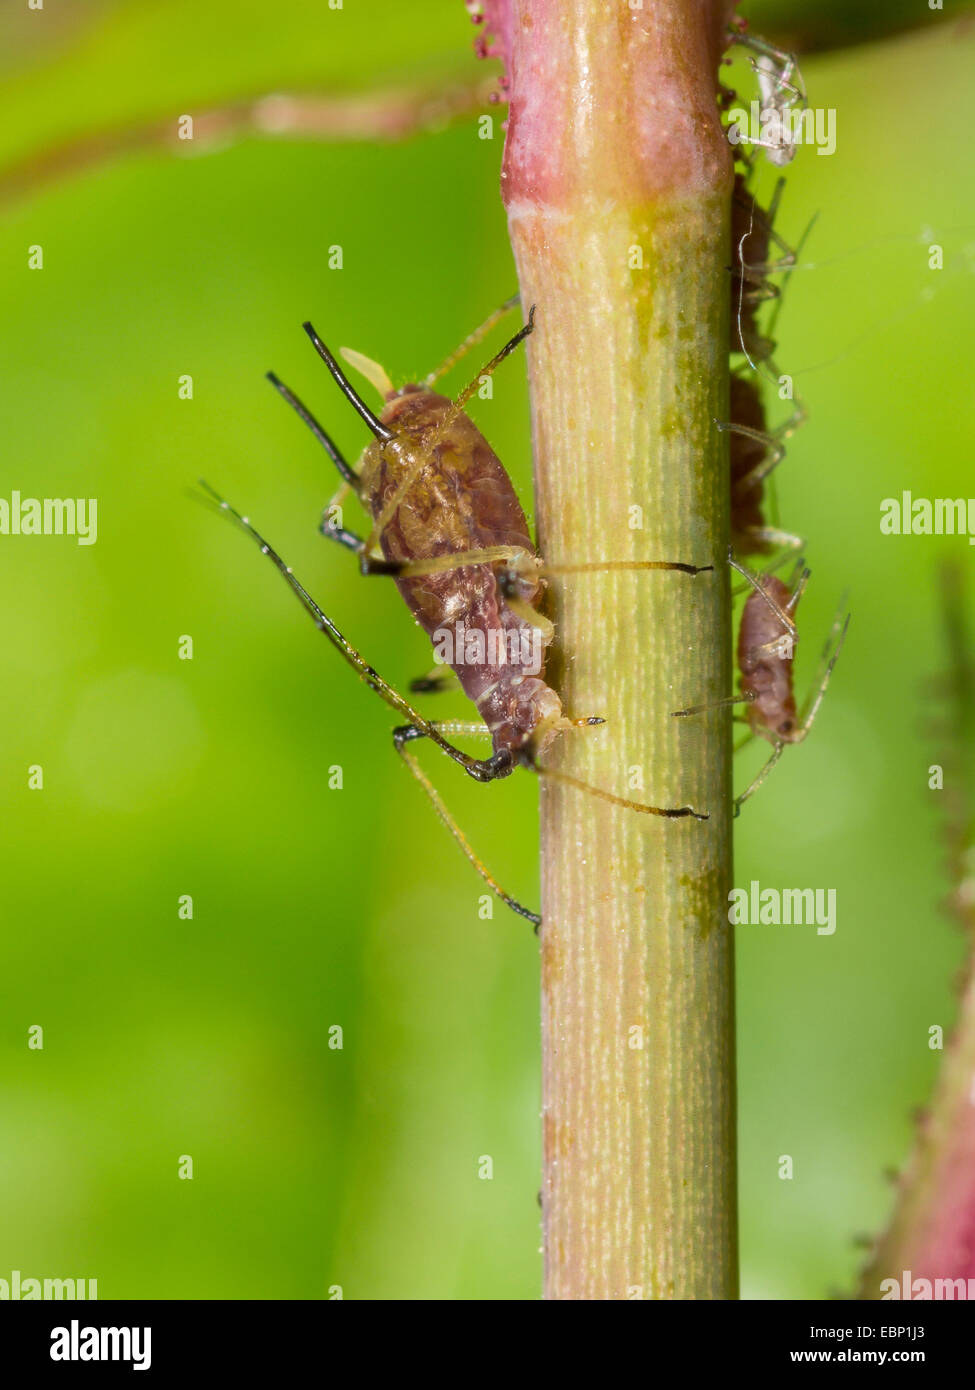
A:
1,0,973,1300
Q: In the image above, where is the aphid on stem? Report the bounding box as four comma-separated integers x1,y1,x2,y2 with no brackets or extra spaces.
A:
724,173,809,560
203,301,713,925
730,172,816,372
673,551,850,812
724,372,803,560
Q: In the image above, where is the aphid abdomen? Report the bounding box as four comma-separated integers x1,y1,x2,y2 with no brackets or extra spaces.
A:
738,575,798,741
361,385,561,758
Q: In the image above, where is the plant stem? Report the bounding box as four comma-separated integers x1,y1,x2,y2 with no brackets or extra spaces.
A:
498,0,737,1299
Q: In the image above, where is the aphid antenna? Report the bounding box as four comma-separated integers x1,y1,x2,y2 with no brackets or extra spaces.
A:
302,321,396,441
265,370,362,490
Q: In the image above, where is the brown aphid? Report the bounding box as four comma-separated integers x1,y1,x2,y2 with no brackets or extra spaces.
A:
732,556,849,805
674,553,849,809
203,303,712,924
737,570,802,740
354,362,563,766
729,374,772,552
725,373,801,557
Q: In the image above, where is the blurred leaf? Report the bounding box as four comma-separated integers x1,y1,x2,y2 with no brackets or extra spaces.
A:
0,0,482,172
742,0,975,52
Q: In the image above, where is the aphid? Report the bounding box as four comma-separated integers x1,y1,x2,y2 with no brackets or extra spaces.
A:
724,174,806,557
728,29,807,167
673,552,849,810
724,373,803,558
203,302,712,925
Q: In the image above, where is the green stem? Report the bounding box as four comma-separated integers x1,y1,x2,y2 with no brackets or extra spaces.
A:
499,0,738,1299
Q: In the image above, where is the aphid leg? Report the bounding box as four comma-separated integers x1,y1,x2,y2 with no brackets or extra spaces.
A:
723,418,785,491
266,371,362,489
423,294,521,388
734,741,785,814
364,546,715,584
538,559,713,579
359,543,535,581
672,692,756,719
791,609,851,743
451,305,536,414
524,755,709,821
199,481,515,784
392,723,542,929
746,38,805,107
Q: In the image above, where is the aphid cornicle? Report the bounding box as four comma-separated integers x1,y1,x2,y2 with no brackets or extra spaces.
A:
204,302,712,925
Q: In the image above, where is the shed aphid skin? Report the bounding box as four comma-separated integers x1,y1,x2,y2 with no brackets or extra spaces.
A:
204,302,712,926
728,28,807,167
673,551,849,812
